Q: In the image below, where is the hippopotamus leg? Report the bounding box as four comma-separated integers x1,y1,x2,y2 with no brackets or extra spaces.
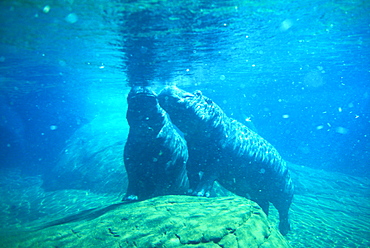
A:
186,141,221,196
192,163,219,197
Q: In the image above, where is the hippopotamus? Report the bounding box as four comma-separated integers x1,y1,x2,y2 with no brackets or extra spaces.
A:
123,86,189,201
158,86,294,235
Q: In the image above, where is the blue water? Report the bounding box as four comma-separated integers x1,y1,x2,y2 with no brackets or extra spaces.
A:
0,0,369,181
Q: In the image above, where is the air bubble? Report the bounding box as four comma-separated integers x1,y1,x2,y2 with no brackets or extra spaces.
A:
335,127,348,134
50,125,58,130
65,13,78,23
280,19,293,31
43,5,51,13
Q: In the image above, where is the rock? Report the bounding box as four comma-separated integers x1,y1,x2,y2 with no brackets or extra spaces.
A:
17,195,291,248
43,113,129,195
0,170,121,231
2,164,370,247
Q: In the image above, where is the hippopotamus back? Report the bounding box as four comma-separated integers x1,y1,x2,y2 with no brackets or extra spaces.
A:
123,86,189,201
158,86,294,235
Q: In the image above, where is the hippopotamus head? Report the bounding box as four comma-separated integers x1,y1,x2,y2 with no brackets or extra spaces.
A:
158,86,225,136
126,86,164,133
127,86,157,105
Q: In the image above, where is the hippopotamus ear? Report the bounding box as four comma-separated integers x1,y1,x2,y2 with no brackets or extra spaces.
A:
193,90,213,104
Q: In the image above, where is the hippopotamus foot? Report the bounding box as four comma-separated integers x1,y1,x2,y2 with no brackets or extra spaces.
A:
279,218,291,236
187,184,210,197
190,172,218,197
256,198,290,235
191,188,211,197
278,211,291,235
122,194,139,201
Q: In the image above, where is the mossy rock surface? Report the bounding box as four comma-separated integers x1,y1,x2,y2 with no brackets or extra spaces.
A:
16,196,291,248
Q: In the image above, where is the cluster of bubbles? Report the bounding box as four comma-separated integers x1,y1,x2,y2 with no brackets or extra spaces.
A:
42,5,78,24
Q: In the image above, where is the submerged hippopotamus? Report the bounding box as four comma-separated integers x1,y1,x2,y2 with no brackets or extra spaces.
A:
123,86,189,201
158,86,294,235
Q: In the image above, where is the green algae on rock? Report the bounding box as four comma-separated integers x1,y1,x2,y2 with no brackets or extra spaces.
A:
18,195,291,248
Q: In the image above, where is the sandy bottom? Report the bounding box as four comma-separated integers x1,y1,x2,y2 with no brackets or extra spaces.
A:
284,163,369,247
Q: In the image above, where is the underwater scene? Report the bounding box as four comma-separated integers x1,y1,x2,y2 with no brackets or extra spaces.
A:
0,0,369,247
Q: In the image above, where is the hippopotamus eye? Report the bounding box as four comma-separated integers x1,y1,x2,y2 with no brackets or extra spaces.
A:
194,90,202,96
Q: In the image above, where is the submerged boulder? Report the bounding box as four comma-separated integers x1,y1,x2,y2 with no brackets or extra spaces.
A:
43,113,129,195
18,195,292,248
